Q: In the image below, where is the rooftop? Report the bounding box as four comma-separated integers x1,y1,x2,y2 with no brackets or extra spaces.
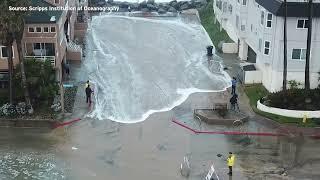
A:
24,0,62,24
256,0,320,17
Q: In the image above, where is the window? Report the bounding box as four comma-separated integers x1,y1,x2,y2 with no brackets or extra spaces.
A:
43,27,49,33
50,26,56,32
28,27,34,33
33,43,41,50
36,27,42,33
0,46,14,58
266,13,272,28
258,39,262,52
297,19,309,28
242,0,247,6
260,11,264,25
54,0,59,4
264,41,270,55
292,49,306,60
0,72,9,88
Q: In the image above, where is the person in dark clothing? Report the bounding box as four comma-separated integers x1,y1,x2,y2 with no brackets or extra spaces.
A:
85,85,93,104
229,93,239,111
65,62,70,79
231,77,237,95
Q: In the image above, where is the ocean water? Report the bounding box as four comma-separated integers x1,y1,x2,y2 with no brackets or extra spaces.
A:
84,15,231,123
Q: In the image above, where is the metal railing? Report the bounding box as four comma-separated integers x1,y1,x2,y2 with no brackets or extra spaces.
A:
24,56,56,67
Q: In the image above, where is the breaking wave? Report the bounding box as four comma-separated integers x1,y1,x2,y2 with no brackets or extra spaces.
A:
84,15,231,123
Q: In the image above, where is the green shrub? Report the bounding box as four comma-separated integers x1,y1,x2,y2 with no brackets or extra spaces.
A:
266,89,320,110
13,58,59,105
288,80,302,89
198,0,233,51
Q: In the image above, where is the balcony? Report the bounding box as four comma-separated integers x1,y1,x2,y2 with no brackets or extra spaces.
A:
24,43,56,66
24,56,56,66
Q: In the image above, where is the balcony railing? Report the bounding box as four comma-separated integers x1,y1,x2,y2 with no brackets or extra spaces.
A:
24,56,56,67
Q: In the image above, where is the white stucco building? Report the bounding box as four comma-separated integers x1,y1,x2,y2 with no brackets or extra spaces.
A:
214,0,320,92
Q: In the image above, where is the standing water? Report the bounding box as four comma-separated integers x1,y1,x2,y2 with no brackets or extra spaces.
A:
84,15,231,123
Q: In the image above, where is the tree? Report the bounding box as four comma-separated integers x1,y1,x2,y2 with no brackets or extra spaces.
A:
0,1,15,105
0,0,33,112
13,59,59,105
305,0,313,90
282,0,288,91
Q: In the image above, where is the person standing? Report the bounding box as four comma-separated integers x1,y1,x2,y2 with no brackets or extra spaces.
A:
85,85,93,104
229,93,239,111
227,152,235,176
65,62,70,79
231,77,237,95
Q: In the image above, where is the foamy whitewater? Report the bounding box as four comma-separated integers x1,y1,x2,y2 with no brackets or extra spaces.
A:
84,15,231,123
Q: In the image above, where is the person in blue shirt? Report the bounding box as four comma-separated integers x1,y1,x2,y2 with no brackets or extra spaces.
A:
231,77,237,95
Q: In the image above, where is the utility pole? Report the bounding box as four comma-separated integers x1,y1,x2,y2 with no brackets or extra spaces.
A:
305,0,313,90
283,0,288,91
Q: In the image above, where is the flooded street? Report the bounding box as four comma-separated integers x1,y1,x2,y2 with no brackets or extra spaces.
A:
0,14,320,180
1,92,320,179
84,15,230,123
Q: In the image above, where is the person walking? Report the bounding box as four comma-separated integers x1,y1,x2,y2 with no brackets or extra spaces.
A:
85,85,93,104
229,93,239,111
231,77,237,95
227,152,235,176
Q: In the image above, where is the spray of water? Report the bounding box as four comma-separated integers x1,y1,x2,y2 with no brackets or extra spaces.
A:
84,15,231,123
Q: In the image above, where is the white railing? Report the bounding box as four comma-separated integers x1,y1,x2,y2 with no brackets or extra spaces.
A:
67,41,82,52
24,56,56,67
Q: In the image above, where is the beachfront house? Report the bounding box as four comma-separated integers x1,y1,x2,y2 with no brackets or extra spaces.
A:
213,0,320,92
0,0,88,88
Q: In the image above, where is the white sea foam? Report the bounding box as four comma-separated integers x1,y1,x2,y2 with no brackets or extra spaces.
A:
84,15,231,123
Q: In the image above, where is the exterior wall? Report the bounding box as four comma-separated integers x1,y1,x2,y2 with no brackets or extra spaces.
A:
68,0,77,41
74,22,88,41
214,0,320,92
0,41,20,71
222,43,238,53
67,51,81,61
244,70,262,84
56,9,68,67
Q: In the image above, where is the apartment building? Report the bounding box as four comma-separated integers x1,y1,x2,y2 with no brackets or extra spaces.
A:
214,0,320,92
0,0,88,88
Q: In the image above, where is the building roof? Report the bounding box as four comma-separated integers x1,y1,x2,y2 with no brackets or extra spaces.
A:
243,64,256,71
24,0,62,24
256,0,320,17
